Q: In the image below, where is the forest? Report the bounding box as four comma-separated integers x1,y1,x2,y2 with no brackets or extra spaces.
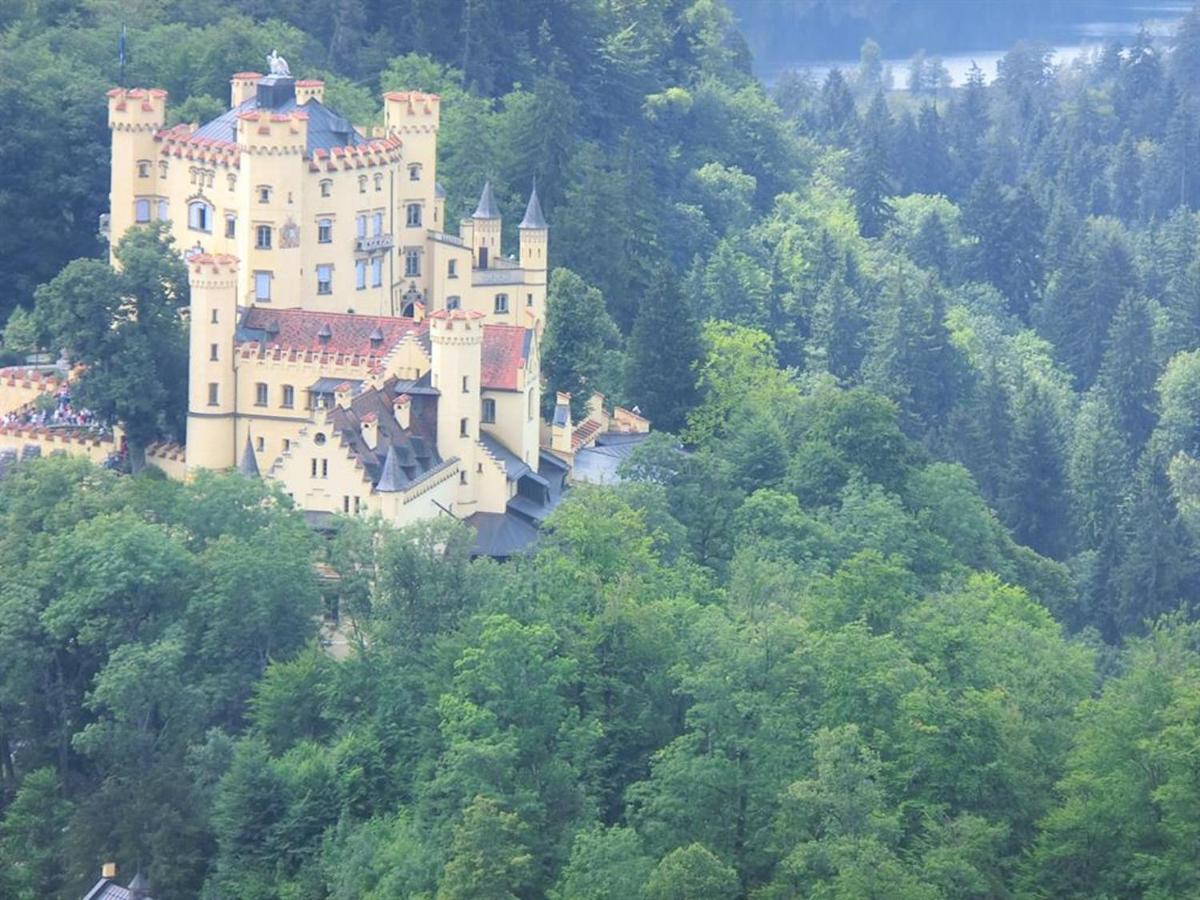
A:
3,0,1200,897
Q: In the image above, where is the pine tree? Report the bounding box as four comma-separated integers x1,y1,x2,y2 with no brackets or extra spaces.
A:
851,91,895,238
914,103,951,196
625,263,702,433
1110,130,1142,221
541,267,620,420
809,253,866,381
910,209,951,279
948,61,990,193
1002,381,1072,559
818,68,858,146
1097,292,1158,447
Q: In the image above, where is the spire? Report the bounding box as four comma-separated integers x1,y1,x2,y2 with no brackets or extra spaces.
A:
376,444,405,492
472,180,501,219
519,179,547,230
238,434,260,478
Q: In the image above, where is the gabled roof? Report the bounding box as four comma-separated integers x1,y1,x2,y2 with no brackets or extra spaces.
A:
473,181,501,219
237,308,419,357
327,378,445,490
481,325,531,391
519,182,547,229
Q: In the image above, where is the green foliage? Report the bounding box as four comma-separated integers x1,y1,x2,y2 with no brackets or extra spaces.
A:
541,268,620,421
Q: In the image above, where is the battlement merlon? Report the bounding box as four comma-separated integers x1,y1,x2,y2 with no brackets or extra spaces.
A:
383,91,441,134
237,109,309,153
107,87,167,131
188,253,240,290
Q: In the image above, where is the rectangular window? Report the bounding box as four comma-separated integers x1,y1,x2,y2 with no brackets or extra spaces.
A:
317,218,332,243
446,295,461,310
255,382,268,406
448,259,458,278
283,438,291,452
254,271,272,301
157,199,169,221
494,293,509,314
317,264,333,295
372,211,384,236
356,214,367,238
354,496,362,513
258,186,271,204
211,309,219,324
137,161,150,178
321,459,328,478
356,259,367,290
527,292,534,307
207,383,219,406
225,214,236,238
256,436,265,452
406,204,422,227
209,343,219,361
311,459,318,478
404,249,421,277
320,180,332,197
255,225,272,249
482,398,496,423
282,385,295,408
135,199,151,223
459,417,469,437
462,375,469,393
343,495,350,513
188,202,212,232
528,389,534,421
409,164,420,181
370,256,383,288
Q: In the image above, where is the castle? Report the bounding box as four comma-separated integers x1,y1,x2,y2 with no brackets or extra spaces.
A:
0,63,647,554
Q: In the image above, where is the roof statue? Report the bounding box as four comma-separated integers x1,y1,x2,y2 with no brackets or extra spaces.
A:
267,49,291,77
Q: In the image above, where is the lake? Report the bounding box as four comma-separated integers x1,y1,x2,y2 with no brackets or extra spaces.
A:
732,0,1192,87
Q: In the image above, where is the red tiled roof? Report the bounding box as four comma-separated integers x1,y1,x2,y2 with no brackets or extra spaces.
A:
481,325,528,391
238,308,419,357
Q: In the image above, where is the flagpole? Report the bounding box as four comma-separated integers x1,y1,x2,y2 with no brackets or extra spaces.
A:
119,24,127,87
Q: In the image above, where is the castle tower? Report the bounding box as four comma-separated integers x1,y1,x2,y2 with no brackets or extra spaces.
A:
470,181,502,270
235,78,308,306
518,181,549,328
384,91,440,230
186,254,240,472
429,309,484,511
106,87,168,259
229,72,262,107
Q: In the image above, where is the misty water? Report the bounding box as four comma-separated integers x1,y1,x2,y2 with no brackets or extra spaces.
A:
738,0,1191,87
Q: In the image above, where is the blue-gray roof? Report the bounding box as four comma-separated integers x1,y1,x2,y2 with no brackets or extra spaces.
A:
473,181,501,219
519,183,547,229
193,95,365,154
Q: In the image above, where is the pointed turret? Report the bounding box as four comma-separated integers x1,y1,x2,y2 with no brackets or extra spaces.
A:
473,180,501,219
238,433,260,478
376,444,405,492
519,180,547,230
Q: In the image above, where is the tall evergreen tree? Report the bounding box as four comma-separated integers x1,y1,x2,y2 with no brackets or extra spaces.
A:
625,264,702,433
541,267,620,420
1097,292,1158,447
852,91,895,238
1002,381,1071,559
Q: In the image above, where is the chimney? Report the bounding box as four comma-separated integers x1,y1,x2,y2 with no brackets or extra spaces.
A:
394,394,411,429
230,72,263,108
294,79,325,104
334,382,353,410
102,863,118,880
551,391,572,455
361,412,378,450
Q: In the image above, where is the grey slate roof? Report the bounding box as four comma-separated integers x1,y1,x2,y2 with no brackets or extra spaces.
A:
466,511,539,558
480,432,531,481
327,377,444,490
192,93,365,154
238,434,260,478
473,181,501,219
519,182,548,229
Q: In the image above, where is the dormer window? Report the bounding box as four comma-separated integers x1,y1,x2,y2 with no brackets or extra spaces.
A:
258,185,272,204
408,164,421,181
320,179,332,197
137,160,151,178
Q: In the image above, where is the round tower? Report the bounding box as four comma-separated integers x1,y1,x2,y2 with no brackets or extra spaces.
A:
430,309,484,510
186,254,240,472
107,87,167,258
470,181,502,270
518,181,549,328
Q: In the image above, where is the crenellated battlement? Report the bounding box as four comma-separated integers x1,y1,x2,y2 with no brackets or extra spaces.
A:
107,87,167,131
383,91,441,134
237,109,308,154
188,253,239,289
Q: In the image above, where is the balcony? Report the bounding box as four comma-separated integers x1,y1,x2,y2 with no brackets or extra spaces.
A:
355,233,394,253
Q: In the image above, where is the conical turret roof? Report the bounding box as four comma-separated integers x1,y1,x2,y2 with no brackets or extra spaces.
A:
473,180,501,219
519,180,547,229
238,434,260,478
376,444,405,492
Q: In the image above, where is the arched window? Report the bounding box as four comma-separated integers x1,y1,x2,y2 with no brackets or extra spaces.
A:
187,200,212,232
